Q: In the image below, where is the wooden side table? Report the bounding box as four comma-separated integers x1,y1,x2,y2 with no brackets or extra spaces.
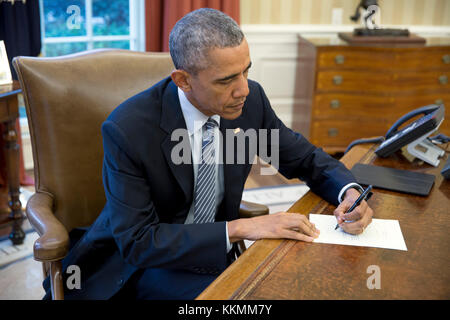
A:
0,81,25,245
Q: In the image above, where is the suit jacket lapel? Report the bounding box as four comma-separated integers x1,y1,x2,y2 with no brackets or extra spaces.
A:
160,81,194,202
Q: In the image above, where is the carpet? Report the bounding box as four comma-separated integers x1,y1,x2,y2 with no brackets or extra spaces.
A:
241,183,310,249
242,183,310,213
0,187,35,268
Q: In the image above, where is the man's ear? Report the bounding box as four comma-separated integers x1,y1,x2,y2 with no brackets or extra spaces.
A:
171,69,191,92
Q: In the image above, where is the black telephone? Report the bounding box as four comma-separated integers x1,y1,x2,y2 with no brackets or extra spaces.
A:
375,104,445,156
346,104,446,166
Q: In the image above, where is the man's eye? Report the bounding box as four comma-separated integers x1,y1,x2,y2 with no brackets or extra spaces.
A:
219,79,233,85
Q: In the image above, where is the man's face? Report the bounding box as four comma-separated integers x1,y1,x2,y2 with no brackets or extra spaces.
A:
183,38,251,120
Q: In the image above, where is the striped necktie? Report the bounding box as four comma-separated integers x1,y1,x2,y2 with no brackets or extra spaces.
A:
193,118,218,224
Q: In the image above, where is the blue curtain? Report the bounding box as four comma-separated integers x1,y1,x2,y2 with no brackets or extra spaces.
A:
0,0,41,80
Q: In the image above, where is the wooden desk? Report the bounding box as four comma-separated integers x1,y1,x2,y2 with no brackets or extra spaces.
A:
198,144,450,299
0,81,25,245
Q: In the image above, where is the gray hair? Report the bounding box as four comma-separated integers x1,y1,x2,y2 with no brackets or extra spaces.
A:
169,8,244,74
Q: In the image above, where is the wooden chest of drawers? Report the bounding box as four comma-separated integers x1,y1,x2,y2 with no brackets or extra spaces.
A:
308,41,450,154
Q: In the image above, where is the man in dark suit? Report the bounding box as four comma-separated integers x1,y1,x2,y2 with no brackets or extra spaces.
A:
43,8,373,300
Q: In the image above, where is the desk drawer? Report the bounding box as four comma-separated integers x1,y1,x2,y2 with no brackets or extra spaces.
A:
312,93,450,120
316,71,450,93
310,120,390,150
317,46,450,71
318,49,393,70
312,120,450,153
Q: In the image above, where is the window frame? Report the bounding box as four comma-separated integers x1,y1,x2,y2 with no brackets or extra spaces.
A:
39,0,146,55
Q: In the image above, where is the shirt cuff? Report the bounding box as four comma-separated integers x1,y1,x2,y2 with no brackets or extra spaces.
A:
225,222,232,253
338,183,364,203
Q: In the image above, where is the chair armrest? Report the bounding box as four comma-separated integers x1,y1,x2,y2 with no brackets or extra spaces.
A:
238,200,269,218
26,192,69,262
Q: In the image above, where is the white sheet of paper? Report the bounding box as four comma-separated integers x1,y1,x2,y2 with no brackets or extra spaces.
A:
0,41,12,85
309,214,407,251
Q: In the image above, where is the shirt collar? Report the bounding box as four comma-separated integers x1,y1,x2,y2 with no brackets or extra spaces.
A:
178,87,220,136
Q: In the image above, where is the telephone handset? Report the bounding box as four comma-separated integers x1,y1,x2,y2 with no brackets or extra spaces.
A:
375,104,445,166
383,104,444,141
345,104,446,166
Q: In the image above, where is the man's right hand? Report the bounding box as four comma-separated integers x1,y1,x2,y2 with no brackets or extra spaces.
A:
227,212,320,244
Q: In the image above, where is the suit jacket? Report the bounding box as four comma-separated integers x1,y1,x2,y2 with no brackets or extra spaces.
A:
43,77,356,299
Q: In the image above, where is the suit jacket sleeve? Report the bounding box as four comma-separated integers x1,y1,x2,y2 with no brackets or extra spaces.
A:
255,82,357,206
101,119,228,272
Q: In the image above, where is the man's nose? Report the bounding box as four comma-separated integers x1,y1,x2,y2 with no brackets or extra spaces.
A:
233,75,249,99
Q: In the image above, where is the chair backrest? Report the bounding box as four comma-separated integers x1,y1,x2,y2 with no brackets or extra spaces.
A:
13,49,174,232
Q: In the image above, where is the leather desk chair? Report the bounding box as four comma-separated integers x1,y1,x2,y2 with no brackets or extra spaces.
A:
13,50,268,300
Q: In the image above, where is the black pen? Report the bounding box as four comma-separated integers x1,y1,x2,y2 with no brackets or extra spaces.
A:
335,185,373,230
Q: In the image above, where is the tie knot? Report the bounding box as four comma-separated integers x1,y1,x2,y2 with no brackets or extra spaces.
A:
205,118,218,130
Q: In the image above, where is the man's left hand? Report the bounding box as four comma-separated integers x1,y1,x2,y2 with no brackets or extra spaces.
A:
333,188,374,235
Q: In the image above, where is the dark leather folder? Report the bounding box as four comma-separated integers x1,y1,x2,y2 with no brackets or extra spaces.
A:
351,163,435,196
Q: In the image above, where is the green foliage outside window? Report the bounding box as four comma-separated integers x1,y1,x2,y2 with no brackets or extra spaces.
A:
42,0,130,57
92,0,129,36
42,0,87,37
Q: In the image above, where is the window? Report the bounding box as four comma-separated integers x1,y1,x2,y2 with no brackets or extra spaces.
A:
39,0,145,57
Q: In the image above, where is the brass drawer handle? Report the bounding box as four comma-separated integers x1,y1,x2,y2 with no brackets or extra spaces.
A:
333,75,343,85
328,128,338,137
439,75,448,85
435,99,444,105
330,99,340,109
335,55,345,64
443,54,450,64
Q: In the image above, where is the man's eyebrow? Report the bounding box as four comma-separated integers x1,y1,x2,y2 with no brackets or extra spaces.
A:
215,62,252,82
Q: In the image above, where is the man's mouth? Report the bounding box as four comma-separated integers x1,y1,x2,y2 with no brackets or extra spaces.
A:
230,101,245,109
